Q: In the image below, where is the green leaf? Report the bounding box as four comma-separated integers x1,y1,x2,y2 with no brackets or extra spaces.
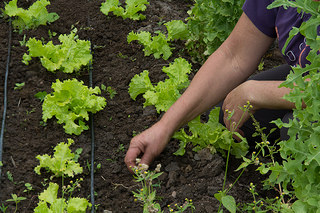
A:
128,70,154,100
67,197,91,212
221,195,236,213
38,182,59,205
34,201,52,213
165,20,189,41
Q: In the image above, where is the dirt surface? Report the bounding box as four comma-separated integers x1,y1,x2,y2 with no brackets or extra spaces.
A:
0,0,286,212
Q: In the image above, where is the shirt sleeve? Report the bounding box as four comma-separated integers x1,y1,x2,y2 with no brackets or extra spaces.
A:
242,0,278,38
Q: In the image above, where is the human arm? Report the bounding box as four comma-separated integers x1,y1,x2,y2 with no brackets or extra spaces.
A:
222,80,296,136
125,12,275,170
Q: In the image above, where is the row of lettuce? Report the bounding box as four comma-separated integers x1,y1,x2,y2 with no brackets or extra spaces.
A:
2,0,320,212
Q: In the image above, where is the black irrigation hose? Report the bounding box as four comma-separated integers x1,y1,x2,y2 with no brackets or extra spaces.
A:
0,19,12,184
88,62,95,212
86,4,96,212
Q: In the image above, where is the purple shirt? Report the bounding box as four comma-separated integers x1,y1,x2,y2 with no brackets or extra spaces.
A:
243,0,316,67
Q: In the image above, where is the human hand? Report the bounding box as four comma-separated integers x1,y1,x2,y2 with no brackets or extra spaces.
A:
124,121,172,172
222,81,256,139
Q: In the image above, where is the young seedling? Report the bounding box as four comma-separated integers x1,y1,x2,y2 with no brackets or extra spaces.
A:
6,194,26,213
0,203,8,213
13,82,25,90
34,91,47,102
23,183,33,193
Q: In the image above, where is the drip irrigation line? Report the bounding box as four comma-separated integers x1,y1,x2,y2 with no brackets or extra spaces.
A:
0,19,12,183
89,62,95,213
86,5,95,212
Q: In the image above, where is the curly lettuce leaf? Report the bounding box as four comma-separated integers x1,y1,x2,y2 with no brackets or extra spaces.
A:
165,20,189,41
3,0,59,32
42,79,106,135
127,31,172,60
128,57,191,112
100,0,149,20
22,29,92,73
34,139,83,177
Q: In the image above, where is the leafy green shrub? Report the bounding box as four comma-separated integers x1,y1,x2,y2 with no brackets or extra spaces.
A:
22,29,92,73
2,0,59,32
42,78,106,135
267,0,320,211
186,0,245,63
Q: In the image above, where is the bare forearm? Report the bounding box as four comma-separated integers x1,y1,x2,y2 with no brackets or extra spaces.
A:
246,80,295,110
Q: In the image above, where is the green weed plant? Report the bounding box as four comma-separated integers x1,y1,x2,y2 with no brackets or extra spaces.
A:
131,159,195,213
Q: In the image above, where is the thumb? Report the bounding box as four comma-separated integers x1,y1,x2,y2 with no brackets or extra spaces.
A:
140,151,155,168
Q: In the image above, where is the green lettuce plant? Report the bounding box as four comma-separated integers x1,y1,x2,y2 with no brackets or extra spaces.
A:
127,20,188,60
42,78,106,135
34,139,83,178
34,182,91,213
34,139,91,212
2,0,59,33
22,28,92,73
100,0,149,20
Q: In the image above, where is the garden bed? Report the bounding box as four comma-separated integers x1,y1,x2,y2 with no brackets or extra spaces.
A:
0,0,285,212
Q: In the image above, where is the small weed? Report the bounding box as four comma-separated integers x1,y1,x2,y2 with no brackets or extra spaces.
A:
34,91,47,102
6,194,26,213
13,82,25,90
107,86,117,99
118,144,125,152
48,30,57,39
0,203,8,213
6,171,15,184
19,35,27,46
26,108,35,115
23,183,33,193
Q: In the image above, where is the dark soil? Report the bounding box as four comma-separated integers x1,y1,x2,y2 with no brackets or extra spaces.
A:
0,0,286,212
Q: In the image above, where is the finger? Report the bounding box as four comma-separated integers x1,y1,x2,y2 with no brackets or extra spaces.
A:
124,147,142,172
